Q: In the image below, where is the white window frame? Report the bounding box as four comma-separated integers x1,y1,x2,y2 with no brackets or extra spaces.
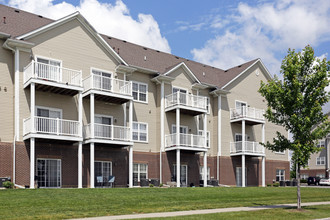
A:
173,164,188,186
301,174,309,180
198,130,210,147
132,122,148,143
133,163,148,182
199,165,210,180
235,133,248,142
35,106,63,119
172,125,188,134
235,100,247,109
94,114,113,125
132,81,148,103
37,158,61,188
35,56,63,81
172,86,188,94
276,169,285,181
275,149,285,154
91,67,113,77
316,157,326,165
317,140,325,148
316,173,325,178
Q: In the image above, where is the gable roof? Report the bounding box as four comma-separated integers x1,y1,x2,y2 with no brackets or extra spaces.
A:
163,62,201,84
0,4,272,90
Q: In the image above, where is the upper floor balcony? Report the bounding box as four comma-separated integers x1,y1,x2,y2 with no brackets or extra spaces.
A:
230,106,265,125
23,116,82,142
84,123,132,146
82,74,132,104
23,61,83,96
165,92,208,115
165,133,208,152
230,141,265,156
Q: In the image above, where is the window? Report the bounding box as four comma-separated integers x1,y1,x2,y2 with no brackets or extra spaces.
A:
36,106,62,119
316,174,325,178
35,106,62,133
198,130,210,147
172,87,187,104
206,97,210,114
199,166,210,180
276,169,285,181
301,174,309,180
133,163,148,182
36,57,62,82
275,149,285,154
173,164,188,186
37,159,61,188
94,115,113,138
172,125,188,134
316,157,325,165
317,140,325,148
95,161,112,187
132,122,148,142
235,133,248,142
92,68,112,91
172,87,187,94
235,101,247,115
132,81,148,103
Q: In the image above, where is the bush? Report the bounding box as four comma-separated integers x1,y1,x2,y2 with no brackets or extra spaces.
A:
159,183,163,187
267,183,272,187
273,182,280,187
3,181,14,189
301,179,307,183
149,184,154,187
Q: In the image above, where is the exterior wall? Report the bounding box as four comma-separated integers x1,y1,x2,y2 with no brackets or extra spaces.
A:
0,142,13,178
0,40,14,142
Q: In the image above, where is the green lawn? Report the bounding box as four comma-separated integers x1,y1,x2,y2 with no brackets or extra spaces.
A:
146,205,330,220
1,187,330,219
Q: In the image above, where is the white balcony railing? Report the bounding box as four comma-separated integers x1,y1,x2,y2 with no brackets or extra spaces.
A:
83,75,132,96
84,123,130,141
23,61,82,87
230,106,265,121
165,133,207,149
165,92,207,111
230,141,265,154
23,116,80,137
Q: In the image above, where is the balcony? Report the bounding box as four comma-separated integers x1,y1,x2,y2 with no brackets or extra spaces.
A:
230,141,265,156
230,106,265,125
23,116,82,141
165,92,208,115
23,61,83,95
83,75,132,104
165,133,208,152
84,123,132,146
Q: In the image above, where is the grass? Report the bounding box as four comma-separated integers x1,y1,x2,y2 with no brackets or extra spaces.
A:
1,187,330,219
146,205,330,220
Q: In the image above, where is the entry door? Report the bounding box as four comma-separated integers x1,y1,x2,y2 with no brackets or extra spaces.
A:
236,167,247,187
92,69,112,91
36,107,62,133
36,57,61,82
172,125,188,145
173,87,187,104
37,159,61,188
174,165,188,186
94,115,112,138
235,101,247,116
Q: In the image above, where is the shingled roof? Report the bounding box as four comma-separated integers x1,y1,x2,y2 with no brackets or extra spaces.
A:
0,4,262,89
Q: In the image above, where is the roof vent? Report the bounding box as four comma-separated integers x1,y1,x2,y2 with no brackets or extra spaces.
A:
38,15,43,18
3,17,6,24
156,50,160,53
14,9,20,13
202,72,205,76
123,40,126,43
144,56,147,61
224,70,228,72
203,65,206,67
143,47,147,50
108,37,112,39
238,65,242,68
175,56,179,59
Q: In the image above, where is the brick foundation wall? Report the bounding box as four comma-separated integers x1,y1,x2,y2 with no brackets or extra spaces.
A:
300,169,327,178
0,142,13,178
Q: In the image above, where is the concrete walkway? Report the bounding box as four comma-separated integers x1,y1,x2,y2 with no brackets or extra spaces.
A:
73,201,330,220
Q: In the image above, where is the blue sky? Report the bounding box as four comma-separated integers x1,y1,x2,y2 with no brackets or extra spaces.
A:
3,0,330,76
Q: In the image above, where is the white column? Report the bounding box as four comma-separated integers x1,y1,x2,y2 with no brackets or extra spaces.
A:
123,73,127,127
90,93,95,138
203,152,207,187
262,123,265,187
176,149,180,187
242,154,246,187
90,143,94,188
217,95,222,181
262,156,265,187
78,142,82,188
160,81,164,183
176,108,180,147
129,100,133,140
30,82,35,132
129,145,133,188
15,48,20,141
203,113,207,147
30,137,35,189
78,92,82,137
242,120,245,152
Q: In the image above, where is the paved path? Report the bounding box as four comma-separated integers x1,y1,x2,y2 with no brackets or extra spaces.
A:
73,201,330,220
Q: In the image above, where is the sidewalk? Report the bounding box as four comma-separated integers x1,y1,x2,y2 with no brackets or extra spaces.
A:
73,201,330,220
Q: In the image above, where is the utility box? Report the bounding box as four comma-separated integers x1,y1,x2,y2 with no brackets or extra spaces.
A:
0,177,10,187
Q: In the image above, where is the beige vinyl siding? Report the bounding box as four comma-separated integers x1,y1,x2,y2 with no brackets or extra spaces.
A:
307,148,327,170
0,40,14,142
222,64,288,161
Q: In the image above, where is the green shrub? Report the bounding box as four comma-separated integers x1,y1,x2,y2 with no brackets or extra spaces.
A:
267,183,272,187
273,182,280,187
2,181,14,189
149,184,154,187
159,183,163,187
301,179,307,183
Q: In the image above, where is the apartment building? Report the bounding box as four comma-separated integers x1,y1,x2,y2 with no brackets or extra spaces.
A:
0,4,290,188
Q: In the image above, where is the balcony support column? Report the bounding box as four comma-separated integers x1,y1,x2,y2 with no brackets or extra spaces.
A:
30,82,35,132
30,137,35,189
176,149,180,187
242,154,246,187
160,80,164,183
129,100,133,140
78,91,82,137
129,145,133,188
217,95,222,181
203,152,207,187
123,73,127,127
203,113,207,147
90,93,95,138
176,108,180,146
262,156,265,187
78,142,82,188
90,143,94,188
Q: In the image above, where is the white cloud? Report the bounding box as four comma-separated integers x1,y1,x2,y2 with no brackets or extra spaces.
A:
7,0,171,53
191,0,330,74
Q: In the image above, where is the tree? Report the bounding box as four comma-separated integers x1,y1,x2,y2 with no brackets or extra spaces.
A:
259,45,330,209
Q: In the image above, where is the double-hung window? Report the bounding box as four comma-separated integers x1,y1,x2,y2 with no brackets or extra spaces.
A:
316,157,325,165
133,163,148,181
276,169,285,181
317,140,325,148
132,122,148,142
132,81,148,103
